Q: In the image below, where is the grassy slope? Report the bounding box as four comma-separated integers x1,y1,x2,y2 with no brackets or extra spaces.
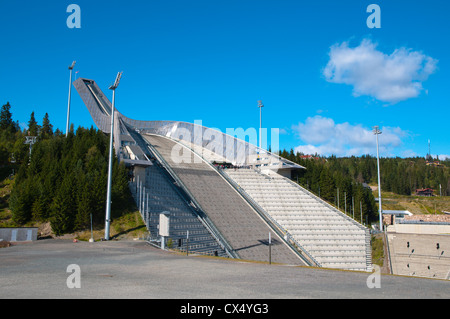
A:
0,176,15,228
376,189,450,215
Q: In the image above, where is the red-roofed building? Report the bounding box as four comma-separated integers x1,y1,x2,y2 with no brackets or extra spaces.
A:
415,188,434,196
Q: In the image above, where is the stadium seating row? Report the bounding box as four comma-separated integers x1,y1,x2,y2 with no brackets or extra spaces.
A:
225,169,372,271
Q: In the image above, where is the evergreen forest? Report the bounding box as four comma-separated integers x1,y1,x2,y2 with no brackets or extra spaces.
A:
279,149,450,223
1,102,131,236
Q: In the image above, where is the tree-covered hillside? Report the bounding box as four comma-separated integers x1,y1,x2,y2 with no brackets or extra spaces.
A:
1,102,132,236
280,149,449,196
279,149,450,223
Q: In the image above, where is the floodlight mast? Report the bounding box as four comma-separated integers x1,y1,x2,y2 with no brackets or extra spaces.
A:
109,72,122,90
66,61,76,137
104,71,123,241
258,100,264,151
373,126,383,232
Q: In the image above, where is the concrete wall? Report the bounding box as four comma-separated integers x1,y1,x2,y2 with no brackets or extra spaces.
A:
386,232,450,280
0,228,38,242
387,223,450,235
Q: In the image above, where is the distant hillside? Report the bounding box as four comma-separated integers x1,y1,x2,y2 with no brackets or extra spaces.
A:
278,149,450,223
280,149,450,197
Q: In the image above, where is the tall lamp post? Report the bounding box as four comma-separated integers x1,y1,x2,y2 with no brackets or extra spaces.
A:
257,100,264,151
66,61,76,137
373,126,383,231
104,71,123,241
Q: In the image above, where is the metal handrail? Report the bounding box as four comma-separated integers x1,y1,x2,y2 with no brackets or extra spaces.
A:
384,230,392,274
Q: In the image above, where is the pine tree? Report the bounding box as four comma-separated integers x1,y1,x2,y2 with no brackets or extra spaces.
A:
75,189,92,230
0,102,14,132
39,113,53,140
50,174,77,235
31,175,53,221
9,178,34,224
27,111,40,136
75,173,92,231
0,144,8,165
319,168,335,202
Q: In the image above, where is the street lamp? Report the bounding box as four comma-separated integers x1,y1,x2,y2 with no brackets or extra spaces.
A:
66,61,76,137
257,100,264,151
104,71,123,241
373,125,383,231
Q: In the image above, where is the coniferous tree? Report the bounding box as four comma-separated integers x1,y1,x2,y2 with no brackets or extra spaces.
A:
39,113,53,140
50,173,77,236
319,168,335,202
31,180,52,221
27,111,40,136
0,102,15,132
75,177,93,231
0,144,9,165
10,178,34,224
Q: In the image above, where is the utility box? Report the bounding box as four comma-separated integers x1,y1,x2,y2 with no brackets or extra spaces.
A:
159,211,170,237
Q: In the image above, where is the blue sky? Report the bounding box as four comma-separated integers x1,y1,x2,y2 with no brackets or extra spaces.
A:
1,1,448,158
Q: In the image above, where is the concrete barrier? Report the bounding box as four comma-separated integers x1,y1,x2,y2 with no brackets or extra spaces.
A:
0,228,38,242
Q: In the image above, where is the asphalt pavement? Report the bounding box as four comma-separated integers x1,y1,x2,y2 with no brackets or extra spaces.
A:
0,239,448,299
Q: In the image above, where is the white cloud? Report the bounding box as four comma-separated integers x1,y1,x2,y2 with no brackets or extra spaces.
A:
293,115,408,157
323,39,438,104
436,154,450,161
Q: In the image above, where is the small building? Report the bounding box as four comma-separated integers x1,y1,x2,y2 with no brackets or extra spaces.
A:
426,160,443,167
383,210,413,225
415,188,434,196
300,155,320,160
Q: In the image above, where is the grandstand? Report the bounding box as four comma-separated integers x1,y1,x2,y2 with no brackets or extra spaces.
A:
225,169,371,271
74,76,372,271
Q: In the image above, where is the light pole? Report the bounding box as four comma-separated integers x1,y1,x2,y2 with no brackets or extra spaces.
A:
373,125,383,231
104,71,122,241
257,100,264,151
66,61,76,137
